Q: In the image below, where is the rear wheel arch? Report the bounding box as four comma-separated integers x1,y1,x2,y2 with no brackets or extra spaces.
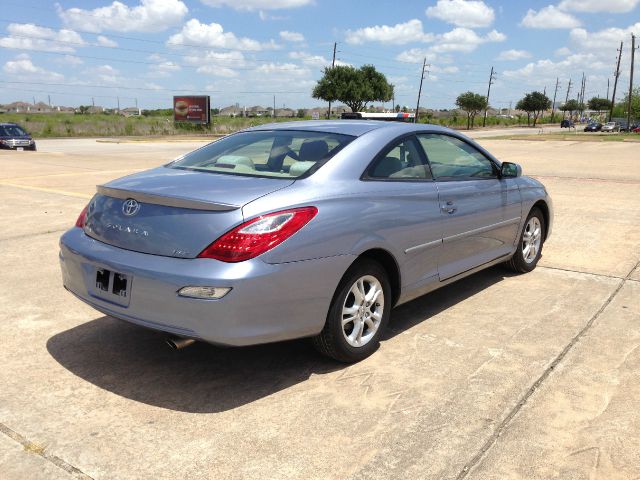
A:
357,248,401,307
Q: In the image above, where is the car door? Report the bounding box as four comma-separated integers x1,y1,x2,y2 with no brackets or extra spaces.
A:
416,133,522,281
363,135,443,295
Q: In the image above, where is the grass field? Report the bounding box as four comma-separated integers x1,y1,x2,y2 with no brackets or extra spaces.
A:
485,132,640,142
1,111,537,138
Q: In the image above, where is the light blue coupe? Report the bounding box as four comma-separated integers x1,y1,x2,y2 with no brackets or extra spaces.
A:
60,121,552,362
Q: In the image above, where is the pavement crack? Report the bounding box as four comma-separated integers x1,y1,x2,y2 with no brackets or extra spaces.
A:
0,422,93,479
0,228,68,243
455,258,640,480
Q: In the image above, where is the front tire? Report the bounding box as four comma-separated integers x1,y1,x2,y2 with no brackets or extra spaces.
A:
312,259,391,362
506,207,545,273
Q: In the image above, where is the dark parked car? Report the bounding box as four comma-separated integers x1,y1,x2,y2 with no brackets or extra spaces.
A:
584,123,602,132
0,123,36,151
560,119,574,128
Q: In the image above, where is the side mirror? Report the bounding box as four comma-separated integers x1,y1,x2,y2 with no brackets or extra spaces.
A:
500,162,522,178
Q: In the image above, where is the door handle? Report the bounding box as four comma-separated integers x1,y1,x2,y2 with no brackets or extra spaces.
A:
441,200,457,214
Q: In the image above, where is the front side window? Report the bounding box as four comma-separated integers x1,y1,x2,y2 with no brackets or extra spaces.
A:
417,134,497,180
169,130,354,179
368,136,432,180
0,125,27,137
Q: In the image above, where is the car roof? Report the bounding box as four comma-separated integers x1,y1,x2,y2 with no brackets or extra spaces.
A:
244,120,454,137
0,123,20,126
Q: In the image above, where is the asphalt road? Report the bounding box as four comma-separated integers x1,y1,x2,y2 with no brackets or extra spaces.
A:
0,134,638,479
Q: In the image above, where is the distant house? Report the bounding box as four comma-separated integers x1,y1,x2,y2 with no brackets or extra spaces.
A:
275,108,295,118
304,107,328,118
247,106,269,117
121,107,141,116
3,101,33,113
219,105,242,117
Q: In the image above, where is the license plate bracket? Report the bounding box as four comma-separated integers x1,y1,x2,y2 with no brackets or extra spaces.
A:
93,268,132,306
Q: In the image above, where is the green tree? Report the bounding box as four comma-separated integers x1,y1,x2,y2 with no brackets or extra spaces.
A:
395,104,401,112
296,108,306,118
587,97,611,115
77,105,90,114
516,91,551,126
616,87,640,120
559,99,582,119
312,64,394,113
455,91,487,129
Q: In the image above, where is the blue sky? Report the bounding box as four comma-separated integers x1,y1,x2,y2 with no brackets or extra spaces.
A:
0,0,638,110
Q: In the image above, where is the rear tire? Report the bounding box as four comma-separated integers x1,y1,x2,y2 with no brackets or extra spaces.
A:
506,207,545,273
312,259,391,363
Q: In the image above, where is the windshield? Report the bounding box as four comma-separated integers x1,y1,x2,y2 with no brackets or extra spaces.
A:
0,125,28,137
168,130,355,179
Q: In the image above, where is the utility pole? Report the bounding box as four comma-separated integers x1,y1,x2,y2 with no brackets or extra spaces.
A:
483,66,496,127
580,73,586,119
627,34,636,129
47,95,51,107
117,96,120,113
563,78,572,119
551,77,560,123
415,58,428,124
606,78,610,102
273,95,276,118
92,97,95,107
327,42,337,119
610,41,623,121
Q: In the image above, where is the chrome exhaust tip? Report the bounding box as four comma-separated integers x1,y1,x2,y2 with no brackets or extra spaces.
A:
166,337,196,350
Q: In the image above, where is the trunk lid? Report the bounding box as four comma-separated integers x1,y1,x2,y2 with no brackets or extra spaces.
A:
84,167,294,258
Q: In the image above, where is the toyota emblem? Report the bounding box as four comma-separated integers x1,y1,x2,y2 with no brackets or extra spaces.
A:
122,198,141,216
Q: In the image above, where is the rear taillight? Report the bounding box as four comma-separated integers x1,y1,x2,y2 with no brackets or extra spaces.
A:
75,204,88,228
198,207,318,262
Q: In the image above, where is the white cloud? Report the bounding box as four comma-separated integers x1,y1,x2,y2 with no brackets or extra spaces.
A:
3,54,64,81
497,49,531,61
256,62,310,77
346,19,434,45
96,35,118,47
558,0,640,13
167,19,276,51
201,0,312,10
555,47,572,56
569,23,640,47
503,53,608,85
56,55,84,66
57,0,188,33
91,64,120,83
183,50,246,78
395,48,442,63
425,0,495,28
288,51,349,68
521,6,581,29
430,28,505,53
0,23,85,53
147,54,181,77
279,30,304,42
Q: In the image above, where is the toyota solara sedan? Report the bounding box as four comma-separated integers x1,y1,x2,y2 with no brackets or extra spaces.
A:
60,121,552,362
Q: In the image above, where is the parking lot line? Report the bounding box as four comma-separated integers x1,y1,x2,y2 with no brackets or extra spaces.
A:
0,182,92,199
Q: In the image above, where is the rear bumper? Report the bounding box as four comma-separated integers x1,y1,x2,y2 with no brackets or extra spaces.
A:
60,228,353,346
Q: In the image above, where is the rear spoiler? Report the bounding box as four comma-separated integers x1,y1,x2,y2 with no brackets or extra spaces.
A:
96,185,240,211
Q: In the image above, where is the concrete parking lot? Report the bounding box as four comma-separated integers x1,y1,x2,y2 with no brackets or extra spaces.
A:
1,134,639,479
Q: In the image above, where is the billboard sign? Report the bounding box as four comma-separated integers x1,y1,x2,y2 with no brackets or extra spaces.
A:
173,95,211,124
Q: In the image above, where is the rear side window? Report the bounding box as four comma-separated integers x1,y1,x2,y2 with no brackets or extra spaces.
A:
169,130,354,179
417,134,497,180
368,136,432,180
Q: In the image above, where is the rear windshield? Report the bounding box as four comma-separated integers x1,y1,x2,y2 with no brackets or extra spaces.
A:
168,130,355,179
0,125,28,137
